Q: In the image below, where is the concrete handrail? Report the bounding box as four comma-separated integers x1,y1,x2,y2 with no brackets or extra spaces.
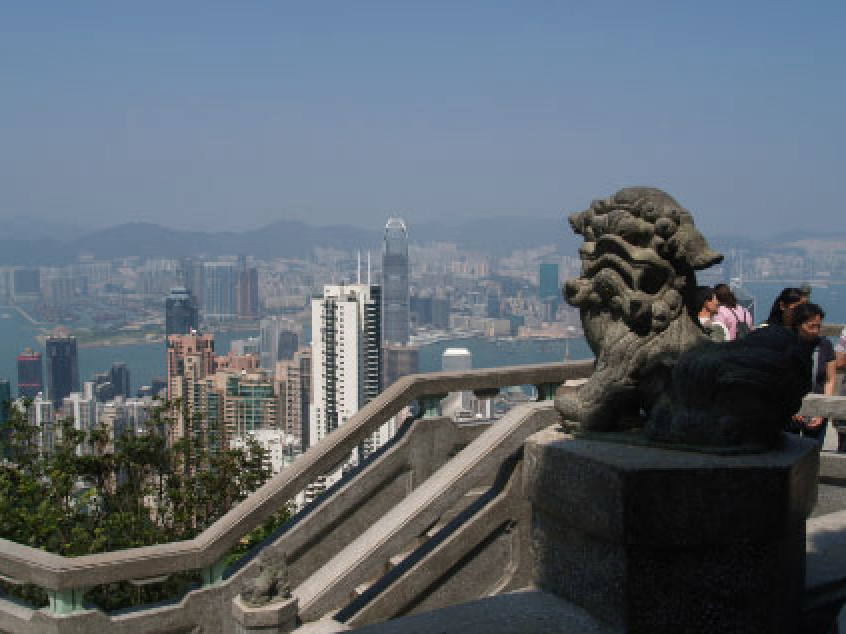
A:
0,360,594,592
296,401,560,620
821,323,844,338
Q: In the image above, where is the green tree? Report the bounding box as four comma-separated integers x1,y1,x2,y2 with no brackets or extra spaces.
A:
0,400,280,611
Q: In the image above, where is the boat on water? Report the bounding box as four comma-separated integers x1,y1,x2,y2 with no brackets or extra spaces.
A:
0,313,10,319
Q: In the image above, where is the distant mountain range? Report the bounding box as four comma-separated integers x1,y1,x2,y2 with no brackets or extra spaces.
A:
0,216,843,266
0,216,580,265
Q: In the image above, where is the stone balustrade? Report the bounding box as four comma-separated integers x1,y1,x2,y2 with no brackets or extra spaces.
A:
2,346,846,633
0,360,594,622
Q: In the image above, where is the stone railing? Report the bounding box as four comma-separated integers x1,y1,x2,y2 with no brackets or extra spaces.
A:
0,360,594,623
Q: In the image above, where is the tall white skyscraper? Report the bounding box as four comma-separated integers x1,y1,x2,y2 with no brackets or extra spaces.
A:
381,218,410,345
310,282,382,450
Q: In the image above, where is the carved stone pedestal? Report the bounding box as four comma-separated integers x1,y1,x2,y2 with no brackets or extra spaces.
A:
524,427,819,634
232,595,299,634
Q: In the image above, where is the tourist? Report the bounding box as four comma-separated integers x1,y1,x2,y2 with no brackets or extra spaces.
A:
789,302,836,442
835,325,846,454
695,286,728,341
713,283,753,340
762,287,807,329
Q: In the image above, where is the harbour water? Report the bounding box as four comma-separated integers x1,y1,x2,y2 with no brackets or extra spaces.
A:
1,281,843,396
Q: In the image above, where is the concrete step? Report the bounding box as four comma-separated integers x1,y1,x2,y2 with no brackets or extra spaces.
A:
355,488,494,602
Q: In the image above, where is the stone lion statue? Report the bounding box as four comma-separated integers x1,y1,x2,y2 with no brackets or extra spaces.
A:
555,186,722,432
556,186,814,450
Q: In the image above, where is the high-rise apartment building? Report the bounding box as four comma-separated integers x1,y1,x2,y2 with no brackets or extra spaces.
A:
165,287,199,337
63,383,97,455
217,371,279,438
310,283,382,449
203,262,238,322
16,348,43,399
109,362,130,399
382,218,410,345
166,332,217,447
29,394,56,455
260,317,300,371
46,335,79,409
275,347,311,451
167,332,216,400
237,266,260,319
180,258,205,314
539,262,560,301
98,397,154,452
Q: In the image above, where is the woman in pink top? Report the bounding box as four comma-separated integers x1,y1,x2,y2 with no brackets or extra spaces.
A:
714,284,753,340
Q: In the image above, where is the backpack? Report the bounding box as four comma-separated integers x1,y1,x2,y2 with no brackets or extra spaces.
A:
730,308,750,339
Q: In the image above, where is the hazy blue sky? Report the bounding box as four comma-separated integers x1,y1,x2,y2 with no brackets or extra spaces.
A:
1,1,843,237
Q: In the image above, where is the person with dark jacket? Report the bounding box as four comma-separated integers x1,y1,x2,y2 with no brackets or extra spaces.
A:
790,302,836,442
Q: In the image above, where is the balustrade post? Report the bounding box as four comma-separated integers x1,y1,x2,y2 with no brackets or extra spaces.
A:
47,587,85,615
534,382,561,401
202,556,228,586
419,394,446,419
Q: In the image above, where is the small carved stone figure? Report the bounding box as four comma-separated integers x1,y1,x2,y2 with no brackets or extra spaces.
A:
555,187,722,431
240,550,291,607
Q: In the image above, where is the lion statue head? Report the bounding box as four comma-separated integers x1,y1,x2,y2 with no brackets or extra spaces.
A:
556,187,723,431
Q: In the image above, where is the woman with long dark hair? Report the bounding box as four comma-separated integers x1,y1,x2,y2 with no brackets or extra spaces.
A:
763,287,807,328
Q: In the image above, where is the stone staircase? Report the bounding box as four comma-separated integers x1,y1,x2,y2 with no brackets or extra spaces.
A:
2,357,846,633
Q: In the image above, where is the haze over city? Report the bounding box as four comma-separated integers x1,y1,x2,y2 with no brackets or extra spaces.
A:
1,1,844,238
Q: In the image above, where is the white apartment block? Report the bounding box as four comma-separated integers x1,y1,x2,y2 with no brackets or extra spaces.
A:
310,283,382,452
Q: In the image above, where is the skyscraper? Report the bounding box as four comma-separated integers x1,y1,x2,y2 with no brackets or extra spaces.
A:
165,287,199,337
167,332,215,400
382,218,410,345
275,347,311,451
260,317,300,370
539,262,560,301
310,283,382,448
166,332,216,446
203,262,238,322
45,335,79,409
109,362,130,399
180,257,205,315
16,348,43,399
237,266,260,319
539,262,560,321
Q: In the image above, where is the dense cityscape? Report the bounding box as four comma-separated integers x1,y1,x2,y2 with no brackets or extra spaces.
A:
2,215,845,490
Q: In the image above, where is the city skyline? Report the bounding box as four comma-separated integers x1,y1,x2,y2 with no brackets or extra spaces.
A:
1,2,844,237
